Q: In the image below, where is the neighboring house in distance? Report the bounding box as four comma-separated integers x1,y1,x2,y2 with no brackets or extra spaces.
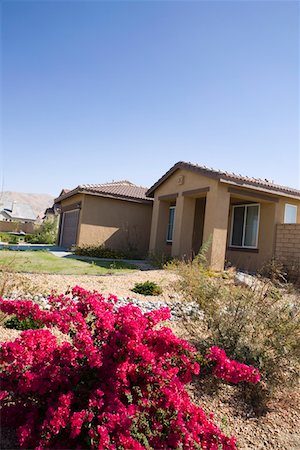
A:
0,201,36,223
43,205,60,222
0,201,37,234
54,181,153,256
146,161,300,272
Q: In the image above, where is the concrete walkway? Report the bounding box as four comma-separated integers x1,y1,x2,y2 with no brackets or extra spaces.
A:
0,243,66,252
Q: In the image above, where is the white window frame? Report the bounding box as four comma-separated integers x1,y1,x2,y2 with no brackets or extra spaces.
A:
230,203,260,249
166,206,175,243
284,204,297,224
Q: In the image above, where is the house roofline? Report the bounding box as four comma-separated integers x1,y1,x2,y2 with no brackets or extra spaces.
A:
145,161,300,200
55,187,153,205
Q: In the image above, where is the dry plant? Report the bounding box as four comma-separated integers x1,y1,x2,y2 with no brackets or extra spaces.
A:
166,250,300,411
0,256,39,325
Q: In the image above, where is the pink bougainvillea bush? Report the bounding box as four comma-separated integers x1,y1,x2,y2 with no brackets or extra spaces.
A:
0,287,260,449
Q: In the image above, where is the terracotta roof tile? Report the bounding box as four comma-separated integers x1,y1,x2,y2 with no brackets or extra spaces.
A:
146,161,300,199
55,181,152,204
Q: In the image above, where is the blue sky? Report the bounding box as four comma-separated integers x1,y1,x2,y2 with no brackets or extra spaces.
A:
1,0,299,196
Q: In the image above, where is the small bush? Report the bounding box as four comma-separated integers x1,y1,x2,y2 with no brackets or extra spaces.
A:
24,233,37,243
0,232,11,243
74,244,125,259
131,280,162,296
25,219,58,244
4,315,43,330
259,258,300,287
7,235,20,244
258,258,288,285
0,287,261,449
26,233,55,244
0,232,25,244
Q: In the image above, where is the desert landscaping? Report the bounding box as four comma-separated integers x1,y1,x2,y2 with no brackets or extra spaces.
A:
1,253,299,449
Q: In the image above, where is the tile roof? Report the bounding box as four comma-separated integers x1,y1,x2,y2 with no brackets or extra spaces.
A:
146,161,300,199
55,181,152,204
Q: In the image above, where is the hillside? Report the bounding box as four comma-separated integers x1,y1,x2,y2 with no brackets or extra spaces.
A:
0,192,54,218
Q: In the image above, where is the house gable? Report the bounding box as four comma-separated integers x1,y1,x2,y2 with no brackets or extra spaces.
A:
150,168,219,200
146,161,300,201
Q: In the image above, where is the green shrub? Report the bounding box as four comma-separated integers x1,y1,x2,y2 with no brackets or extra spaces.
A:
7,235,20,244
25,219,58,244
131,280,162,296
0,232,11,243
26,233,56,244
24,233,35,242
4,315,43,330
74,244,125,259
169,251,300,409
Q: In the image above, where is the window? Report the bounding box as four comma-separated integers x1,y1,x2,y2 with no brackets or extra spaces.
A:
230,204,260,248
284,204,297,224
166,206,175,242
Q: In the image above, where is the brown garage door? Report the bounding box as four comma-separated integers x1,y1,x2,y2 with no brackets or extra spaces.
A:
60,210,80,248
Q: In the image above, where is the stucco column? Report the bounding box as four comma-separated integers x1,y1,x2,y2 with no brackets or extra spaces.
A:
202,186,230,271
149,199,170,253
171,195,196,258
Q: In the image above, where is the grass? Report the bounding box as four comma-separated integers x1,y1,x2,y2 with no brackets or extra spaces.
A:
0,250,137,275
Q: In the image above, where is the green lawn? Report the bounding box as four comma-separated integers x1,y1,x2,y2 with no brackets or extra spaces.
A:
0,250,137,275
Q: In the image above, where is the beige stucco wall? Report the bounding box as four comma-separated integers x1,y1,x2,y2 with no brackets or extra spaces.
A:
226,202,277,272
148,169,230,270
192,198,206,254
276,197,300,223
77,194,153,257
149,168,218,256
226,195,300,272
149,168,300,272
0,221,36,234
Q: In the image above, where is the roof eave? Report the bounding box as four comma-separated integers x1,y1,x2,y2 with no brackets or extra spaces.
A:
145,161,221,197
220,179,300,200
146,162,183,197
81,190,153,204
54,187,81,203
55,188,153,205
146,161,300,200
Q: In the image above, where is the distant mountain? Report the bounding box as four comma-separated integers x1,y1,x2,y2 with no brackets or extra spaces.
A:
0,192,54,218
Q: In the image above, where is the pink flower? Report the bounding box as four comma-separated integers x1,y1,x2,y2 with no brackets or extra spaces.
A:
0,288,258,449
207,346,261,384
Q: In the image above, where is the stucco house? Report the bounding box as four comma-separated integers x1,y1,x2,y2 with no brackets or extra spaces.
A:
146,161,300,272
0,201,37,234
0,201,36,223
54,181,153,257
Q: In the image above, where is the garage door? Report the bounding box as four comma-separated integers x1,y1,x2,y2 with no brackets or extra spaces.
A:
60,210,80,248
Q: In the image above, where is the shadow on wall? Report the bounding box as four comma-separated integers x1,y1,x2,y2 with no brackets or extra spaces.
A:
78,225,150,259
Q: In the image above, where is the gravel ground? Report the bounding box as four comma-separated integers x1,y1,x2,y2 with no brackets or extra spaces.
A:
187,377,300,450
2,270,181,301
1,270,299,449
